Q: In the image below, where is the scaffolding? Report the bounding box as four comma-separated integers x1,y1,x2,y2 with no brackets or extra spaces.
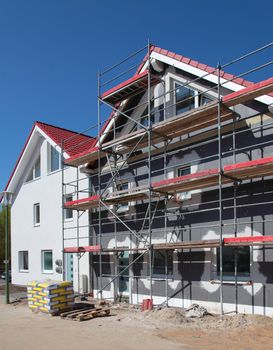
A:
61,40,273,314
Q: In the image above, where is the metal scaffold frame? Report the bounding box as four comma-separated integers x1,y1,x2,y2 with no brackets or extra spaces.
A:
61,40,273,314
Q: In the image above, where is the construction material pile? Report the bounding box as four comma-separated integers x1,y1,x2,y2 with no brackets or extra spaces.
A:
27,280,74,315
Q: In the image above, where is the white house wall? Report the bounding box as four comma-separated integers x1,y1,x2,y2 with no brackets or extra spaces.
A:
11,137,90,291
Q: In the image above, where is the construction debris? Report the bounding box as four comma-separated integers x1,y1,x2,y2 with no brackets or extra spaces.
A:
27,280,74,315
185,304,208,318
60,306,110,321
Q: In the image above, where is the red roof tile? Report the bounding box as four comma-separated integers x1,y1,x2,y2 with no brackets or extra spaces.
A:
5,121,96,191
36,121,96,157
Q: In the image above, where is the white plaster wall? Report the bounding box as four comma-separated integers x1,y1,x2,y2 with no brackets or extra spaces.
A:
11,138,90,289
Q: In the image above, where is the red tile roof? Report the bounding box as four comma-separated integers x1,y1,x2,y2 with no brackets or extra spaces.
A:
137,45,254,88
36,121,96,156
5,121,96,191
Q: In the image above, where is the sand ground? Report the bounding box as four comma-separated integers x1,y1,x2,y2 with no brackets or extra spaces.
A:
1,301,273,350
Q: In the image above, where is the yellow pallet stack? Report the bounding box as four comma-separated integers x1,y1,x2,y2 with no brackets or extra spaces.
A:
27,280,74,315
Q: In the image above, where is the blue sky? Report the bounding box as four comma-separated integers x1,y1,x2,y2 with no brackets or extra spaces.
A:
0,0,272,190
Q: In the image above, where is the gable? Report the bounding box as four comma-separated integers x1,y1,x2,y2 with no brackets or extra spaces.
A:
4,122,96,195
97,46,273,147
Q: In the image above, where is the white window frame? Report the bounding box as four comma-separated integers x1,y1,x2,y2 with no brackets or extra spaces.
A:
166,72,217,118
42,250,53,274
33,203,40,226
48,143,61,174
174,81,197,116
25,154,41,183
64,194,73,221
18,251,29,272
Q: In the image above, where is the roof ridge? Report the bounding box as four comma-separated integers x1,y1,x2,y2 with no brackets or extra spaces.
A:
151,45,255,88
35,120,95,139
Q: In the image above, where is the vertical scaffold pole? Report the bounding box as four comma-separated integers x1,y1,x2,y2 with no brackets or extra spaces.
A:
61,141,65,281
217,62,224,316
147,39,153,302
76,167,80,294
164,139,168,306
233,116,238,313
98,70,102,299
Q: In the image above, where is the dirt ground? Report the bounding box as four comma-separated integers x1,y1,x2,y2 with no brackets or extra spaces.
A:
1,301,273,350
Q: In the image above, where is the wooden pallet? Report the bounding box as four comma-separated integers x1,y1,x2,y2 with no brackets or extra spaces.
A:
60,306,110,322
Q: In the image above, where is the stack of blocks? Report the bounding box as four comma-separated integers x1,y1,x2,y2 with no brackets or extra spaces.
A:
27,280,74,315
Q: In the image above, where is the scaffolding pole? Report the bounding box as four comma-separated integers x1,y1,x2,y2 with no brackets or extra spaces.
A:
98,70,103,299
217,62,224,316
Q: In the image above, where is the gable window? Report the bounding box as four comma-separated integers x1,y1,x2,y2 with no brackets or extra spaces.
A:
64,195,73,220
175,83,195,115
217,246,250,279
48,144,61,173
34,203,40,226
19,251,29,272
42,250,53,273
152,250,173,277
26,155,41,182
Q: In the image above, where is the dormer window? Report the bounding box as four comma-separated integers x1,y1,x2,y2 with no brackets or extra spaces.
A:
25,155,41,182
175,83,195,115
174,80,214,117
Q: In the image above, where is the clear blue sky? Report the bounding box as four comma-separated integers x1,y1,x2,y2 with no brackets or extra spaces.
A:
0,0,272,190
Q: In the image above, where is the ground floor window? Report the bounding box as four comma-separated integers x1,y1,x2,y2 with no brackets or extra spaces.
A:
217,246,250,279
19,251,29,272
42,250,53,273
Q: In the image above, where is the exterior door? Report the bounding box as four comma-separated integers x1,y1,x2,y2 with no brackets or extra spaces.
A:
118,252,129,295
66,253,74,282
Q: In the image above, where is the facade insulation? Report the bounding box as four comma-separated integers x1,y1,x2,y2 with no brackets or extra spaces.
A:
63,44,273,315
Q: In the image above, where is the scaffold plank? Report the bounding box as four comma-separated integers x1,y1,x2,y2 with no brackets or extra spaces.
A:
64,195,101,210
223,76,273,107
64,146,106,167
64,245,101,253
224,235,273,246
64,76,273,167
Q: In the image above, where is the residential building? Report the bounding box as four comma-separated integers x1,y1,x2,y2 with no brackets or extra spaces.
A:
64,45,273,315
6,44,273,316
5,121,95,291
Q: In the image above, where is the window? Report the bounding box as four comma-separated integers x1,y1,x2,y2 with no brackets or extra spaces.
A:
141,101,155,127
26,156,41,182
217,246,250,279
34,157,41,178
177,166,191,177
152,250,173,277
34,203,40,226
48,144,61,172
116,182,129,212
64,195,73,220
176,166,191,201
19,251,29,272
175,83,195,115
42,250,53,273
200,94,212,106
